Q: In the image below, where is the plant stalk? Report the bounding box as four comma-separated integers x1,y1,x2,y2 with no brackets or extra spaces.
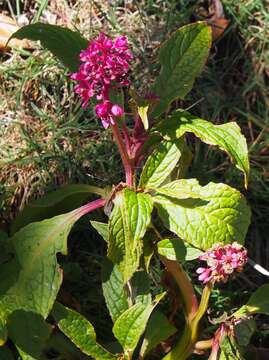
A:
75,198,106,217
162,282,213,360
160,256,198,321
112,122,133,187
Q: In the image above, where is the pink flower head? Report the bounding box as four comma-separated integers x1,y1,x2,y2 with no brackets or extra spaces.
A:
71,32,132,127
95,101,123,129
196,242,248,284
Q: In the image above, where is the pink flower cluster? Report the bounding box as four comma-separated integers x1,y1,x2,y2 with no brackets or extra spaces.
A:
196,242,248,284
71,33,132,128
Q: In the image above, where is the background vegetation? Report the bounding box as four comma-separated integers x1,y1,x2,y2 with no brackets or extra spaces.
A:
0,0,268,358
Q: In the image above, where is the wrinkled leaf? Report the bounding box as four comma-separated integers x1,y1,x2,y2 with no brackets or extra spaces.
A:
139,140,183,189
152,22,211,117
52,303,117,360
91,221,109,243
151,179,201,199
101,258,129,323
108,189,153,283
154,180,250,250
9,23,88,72
12,184,105,233
113,293,165,357
156,110,249,187
157,238,204,262
140,310,177,357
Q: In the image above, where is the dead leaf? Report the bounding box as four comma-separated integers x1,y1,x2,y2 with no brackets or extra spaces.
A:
0,14,31,50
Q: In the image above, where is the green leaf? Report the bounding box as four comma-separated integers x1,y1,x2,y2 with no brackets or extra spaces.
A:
151,179,202,199
8,311,51,360
52,303,117,360
108,189,153,283
113,294,165,357
242,284,269,315
8,23,88,72
154,180,251,250
156,110,249,187
219,334,244,360
143,231,156,272
91,221,109,243
140,310,177,357
0,205,89,334
157,238,204,262
131,270,152,305
12,184,105,233
139,140,183,189
234,318,256,347
101,258,129,323
151,22,211,117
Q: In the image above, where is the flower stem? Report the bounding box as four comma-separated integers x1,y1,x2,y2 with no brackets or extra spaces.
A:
112,122,133,187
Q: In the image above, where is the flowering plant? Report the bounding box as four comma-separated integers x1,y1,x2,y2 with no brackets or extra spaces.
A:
2,21,269,360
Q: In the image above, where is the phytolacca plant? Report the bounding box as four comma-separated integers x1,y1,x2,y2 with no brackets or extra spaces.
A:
3,22,268,360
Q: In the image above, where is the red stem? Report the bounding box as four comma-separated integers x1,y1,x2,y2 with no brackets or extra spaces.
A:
112,122,133,187
121,122,132,155
74,198,106,217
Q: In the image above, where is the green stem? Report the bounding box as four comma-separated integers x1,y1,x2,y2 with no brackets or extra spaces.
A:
162,282,213,360
160,256,198,320
112,122,133,187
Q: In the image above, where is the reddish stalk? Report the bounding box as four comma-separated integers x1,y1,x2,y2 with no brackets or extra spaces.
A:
74,198,106,217
112,122,133,187
121,121,132,155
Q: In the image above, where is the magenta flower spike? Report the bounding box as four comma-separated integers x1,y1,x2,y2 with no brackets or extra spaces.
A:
71,32,132,128
196,242,248,284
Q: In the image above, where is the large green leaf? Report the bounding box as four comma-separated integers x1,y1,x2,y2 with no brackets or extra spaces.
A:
9,23,88,72
157,238,204,262
101,258,129,323
8,311,51,360
12,184,106,233
151,22,211,117
156,110,249,187
139,140,183,189
151,179,201,199
113,293,165,358
108,189,153,283
0,204,92,341
52,303,117,360
154,180,250,250
140,310,177,358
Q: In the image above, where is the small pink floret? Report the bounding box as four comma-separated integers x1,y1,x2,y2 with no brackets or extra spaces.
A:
71,32,132,128
196,242,248,284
